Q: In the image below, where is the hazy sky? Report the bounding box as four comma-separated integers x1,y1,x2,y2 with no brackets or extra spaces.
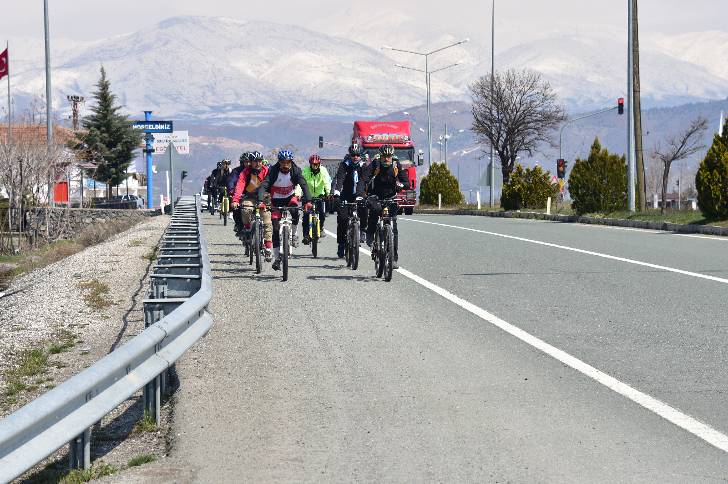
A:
3,0,726,42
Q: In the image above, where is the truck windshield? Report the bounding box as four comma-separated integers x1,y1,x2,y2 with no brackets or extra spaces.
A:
363,148,415,166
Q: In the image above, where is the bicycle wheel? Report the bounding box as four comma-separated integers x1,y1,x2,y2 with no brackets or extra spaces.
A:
253,221,262,273
256,222,264,274
282,225,290,282
311,215,319,258
375,229,385,278
384,224,394,281
351,220,360,271
249,221,256,266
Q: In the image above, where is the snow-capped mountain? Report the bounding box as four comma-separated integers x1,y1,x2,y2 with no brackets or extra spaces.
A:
9,15,728,123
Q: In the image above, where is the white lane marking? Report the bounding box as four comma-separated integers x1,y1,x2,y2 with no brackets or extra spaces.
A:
325,227,728,452
396,266,728,454
401,218,728,285
675,233,728,241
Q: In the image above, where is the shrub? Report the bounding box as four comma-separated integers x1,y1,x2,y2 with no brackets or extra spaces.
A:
419,162,464,205
501,164,559,210
696,130,728,219
568,138,627,215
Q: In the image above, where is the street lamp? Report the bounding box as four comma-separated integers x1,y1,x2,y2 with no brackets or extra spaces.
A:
383,38,469,168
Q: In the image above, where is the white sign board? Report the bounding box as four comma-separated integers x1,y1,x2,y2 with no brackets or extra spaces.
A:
152,131,190,155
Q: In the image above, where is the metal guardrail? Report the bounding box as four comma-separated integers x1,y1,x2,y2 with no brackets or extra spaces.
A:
0,195,213,482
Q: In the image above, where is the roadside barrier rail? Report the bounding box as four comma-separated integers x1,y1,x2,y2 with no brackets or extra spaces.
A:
0,195,213,482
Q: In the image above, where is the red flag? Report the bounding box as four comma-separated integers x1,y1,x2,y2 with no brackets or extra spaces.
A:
0,48,7,81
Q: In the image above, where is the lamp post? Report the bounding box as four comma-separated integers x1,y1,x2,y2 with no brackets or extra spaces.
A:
383,39,469,168
393,61,463,168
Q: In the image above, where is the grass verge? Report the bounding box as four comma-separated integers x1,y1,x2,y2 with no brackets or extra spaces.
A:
77,279,113,310
0,218,141,290
132,411,158,434
2,330,79,409
127,453,157,467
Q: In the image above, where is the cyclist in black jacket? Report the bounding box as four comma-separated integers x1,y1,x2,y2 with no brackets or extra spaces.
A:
333,144,367,258
358,144,410,269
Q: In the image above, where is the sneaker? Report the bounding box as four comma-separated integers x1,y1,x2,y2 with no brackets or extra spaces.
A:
337,243,345,258
272,258,281,271
291,235,299,248
264,248,272,262
393,259,400,270
302,236,311,245
319,231,326,238
360,231,366,243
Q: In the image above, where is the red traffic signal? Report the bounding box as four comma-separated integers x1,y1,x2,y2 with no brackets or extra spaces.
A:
617,97,625,115
557,159,566,179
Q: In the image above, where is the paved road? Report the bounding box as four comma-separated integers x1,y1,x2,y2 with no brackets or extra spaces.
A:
169,212,728,482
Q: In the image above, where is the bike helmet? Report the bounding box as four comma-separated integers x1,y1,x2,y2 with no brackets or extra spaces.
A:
222,158,231,166
348,144,362,156
379,144,395,157
309,154,321,164
239,152,250,164
249,150,263,161
278,149,294,162
261,158,270,166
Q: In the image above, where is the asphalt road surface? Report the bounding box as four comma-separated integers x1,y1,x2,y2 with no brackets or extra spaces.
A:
169,212,728,482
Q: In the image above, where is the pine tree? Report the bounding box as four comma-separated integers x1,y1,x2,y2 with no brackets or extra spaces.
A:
75,67,139,199
568,138,628,215
419,163,463,205
695,129,728,219
501,164,558,210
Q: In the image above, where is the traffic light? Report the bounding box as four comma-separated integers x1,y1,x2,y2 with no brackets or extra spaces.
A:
618,97,624,115
318,136,324,149
556,159,566,179
181,170,188,181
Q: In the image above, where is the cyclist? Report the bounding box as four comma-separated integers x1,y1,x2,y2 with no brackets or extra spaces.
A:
216,158,232,205
206,161,223,209
228,152,251,236
232,151,273,261
301,154,331,245
258,150,312,271
359,144,410,269
333,144,367,258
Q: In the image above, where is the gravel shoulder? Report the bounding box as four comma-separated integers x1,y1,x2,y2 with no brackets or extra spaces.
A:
0,214,176,482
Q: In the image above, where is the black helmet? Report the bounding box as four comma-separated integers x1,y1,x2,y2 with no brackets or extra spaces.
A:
249,150,263,162
348,144,362,156
379,144,395,157
239,152,250,164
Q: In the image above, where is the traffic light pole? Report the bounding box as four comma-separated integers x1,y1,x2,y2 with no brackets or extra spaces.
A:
559,105,619,159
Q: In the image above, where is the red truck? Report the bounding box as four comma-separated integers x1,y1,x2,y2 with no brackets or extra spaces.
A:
352,120,423,215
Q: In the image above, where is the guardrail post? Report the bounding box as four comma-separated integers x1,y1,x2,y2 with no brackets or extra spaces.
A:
68,427,91,470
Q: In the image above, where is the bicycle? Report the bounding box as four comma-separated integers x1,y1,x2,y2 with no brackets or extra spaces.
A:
272,205,302,282
368,195,398,282
340,201,361,270
219,188,230,226
207,188,217,215
304,197,324,258
246,205,265,274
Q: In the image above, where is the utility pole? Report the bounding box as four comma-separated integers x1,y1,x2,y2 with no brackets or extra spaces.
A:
443,123,448,167
632,0,646,211
489,0,496,207
627,0,636,212
66,95,84,131
43,0,54,207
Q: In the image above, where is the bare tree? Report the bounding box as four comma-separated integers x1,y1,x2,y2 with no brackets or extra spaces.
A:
470,69,567,184
644,155,662,206
653,117,708,214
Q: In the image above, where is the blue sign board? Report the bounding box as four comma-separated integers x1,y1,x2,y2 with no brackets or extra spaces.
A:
132,120,174,133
